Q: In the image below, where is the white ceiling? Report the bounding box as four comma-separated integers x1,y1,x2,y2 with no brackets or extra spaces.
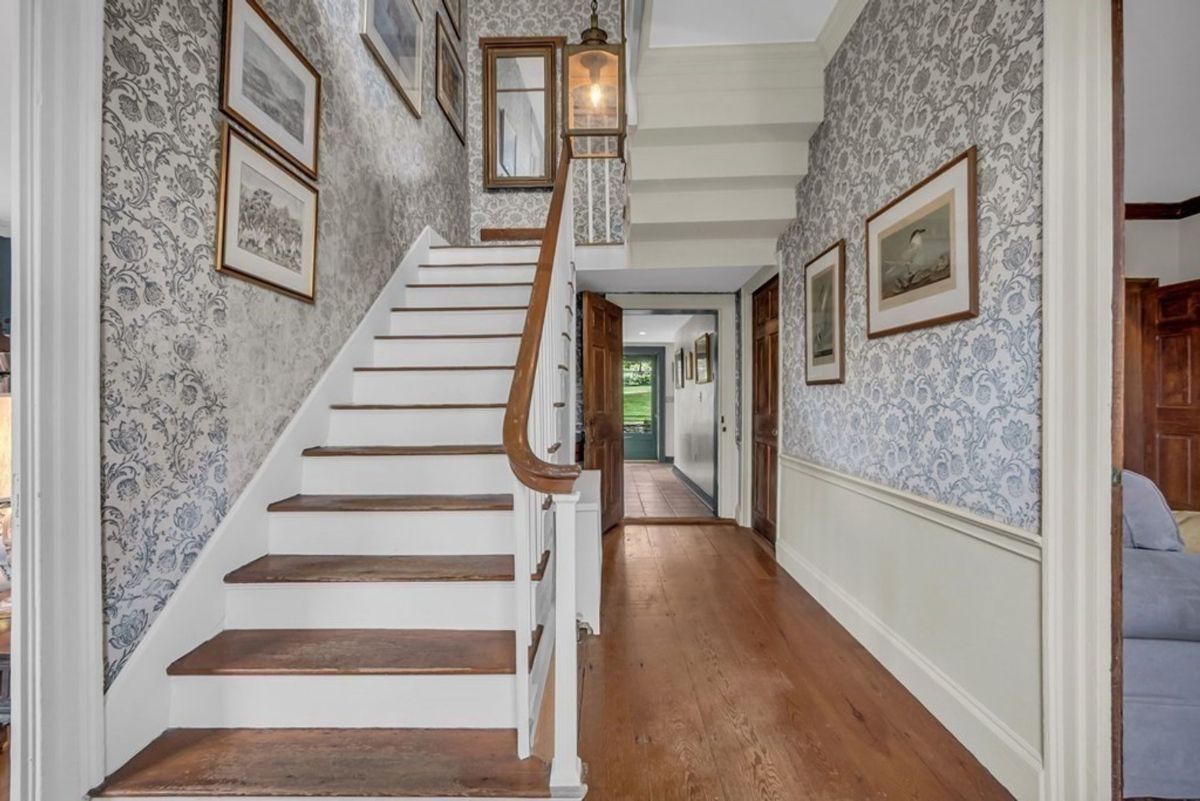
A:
0,0,15,233
647,0,837,48
1124,0,1200,202
621,313,695,343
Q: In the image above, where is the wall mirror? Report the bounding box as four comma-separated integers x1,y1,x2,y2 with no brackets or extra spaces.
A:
482,37,560,189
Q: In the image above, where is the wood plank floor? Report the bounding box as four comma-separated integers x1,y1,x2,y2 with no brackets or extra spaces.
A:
578,524,1014,801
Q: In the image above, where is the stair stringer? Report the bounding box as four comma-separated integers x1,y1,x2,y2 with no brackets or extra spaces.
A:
103,226,446,774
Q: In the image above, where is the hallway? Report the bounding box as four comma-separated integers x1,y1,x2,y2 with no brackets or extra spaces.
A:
577,524,1013,800
623,462,714,519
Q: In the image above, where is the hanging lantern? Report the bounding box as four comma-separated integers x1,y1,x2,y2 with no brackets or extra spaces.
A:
564,0,625,159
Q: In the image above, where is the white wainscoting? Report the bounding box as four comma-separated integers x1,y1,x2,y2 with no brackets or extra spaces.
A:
776,455,1045,801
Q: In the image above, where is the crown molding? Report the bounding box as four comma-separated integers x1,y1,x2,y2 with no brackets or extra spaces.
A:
817,0,869,64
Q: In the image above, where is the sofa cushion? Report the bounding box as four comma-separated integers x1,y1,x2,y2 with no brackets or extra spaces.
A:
1124,549,1200,641
1123,470,1184,551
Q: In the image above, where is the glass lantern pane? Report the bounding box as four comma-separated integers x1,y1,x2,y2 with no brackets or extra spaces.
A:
566,49,620,132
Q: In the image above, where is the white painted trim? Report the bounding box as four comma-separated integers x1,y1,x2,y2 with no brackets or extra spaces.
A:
775,533,1044,801
1040,0,1116,798
737,263,780,527
103,227,443,773
816,0,869,64
11,0,107,797
781,455,1043,562
0,220,11,238
605,293,738,518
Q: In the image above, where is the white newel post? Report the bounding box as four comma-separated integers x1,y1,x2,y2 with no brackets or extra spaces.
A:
549,491,583,791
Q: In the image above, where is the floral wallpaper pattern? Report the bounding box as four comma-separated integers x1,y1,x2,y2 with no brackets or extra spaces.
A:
101,0,469,682
778,0,1043,532
467,0,625,244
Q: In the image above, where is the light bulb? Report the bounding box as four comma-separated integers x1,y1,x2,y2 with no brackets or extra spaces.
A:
589,83,603,108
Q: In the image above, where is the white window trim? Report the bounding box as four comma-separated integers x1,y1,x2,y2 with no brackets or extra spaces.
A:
12,0,107,798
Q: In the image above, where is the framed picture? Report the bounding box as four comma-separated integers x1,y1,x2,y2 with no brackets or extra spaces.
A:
435,15,466,144
442,0,462,38
805,240,846,385
686,350,695,381
673,348,685,389
217,124,319,302
361,0,424,117
695,332,713,384
222,0,321,179
866,147,978,338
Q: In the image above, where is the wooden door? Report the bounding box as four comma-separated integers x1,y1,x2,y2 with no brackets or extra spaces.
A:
1137,278,1200,510
583,292,624,531
752,276,780,542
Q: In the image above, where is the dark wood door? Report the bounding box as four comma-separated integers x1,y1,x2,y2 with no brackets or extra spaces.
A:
583,292,624,531
752,276,780,542
1136,278,1200,510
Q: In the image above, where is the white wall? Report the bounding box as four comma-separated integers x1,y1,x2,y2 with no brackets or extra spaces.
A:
672,314,717,500
0,0,15,233
1126,217,1200,286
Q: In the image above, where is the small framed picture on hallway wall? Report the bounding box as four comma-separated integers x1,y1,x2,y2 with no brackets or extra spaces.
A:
804,239,846,385
865,147,979,338
695,332,713,384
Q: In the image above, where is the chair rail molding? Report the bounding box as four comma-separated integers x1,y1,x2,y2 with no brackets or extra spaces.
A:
1042,0,1117,798
12,0,107,797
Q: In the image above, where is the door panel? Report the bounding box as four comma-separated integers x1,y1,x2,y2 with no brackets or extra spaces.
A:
583,292,624,531
752,276,780,542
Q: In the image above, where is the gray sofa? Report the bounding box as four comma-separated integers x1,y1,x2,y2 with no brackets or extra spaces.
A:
1122,470,1200,799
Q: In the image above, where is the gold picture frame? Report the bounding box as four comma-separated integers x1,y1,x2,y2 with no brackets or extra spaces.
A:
804,240,846,385
694,332,713,384
435,15,466,144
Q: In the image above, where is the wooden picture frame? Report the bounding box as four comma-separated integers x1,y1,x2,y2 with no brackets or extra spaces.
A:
804,240,847,385
441,0,462,38
221,0,322,179
481,37,560,189
695,332,713,384
361,0,424,118
865,147,979,338
216,123,319,302
435,15,466,144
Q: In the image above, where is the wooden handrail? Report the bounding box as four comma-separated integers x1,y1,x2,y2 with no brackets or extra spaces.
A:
503,144,582,494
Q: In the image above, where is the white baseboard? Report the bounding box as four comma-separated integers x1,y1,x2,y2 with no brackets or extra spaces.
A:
776,456,1044,801
103,227,443,773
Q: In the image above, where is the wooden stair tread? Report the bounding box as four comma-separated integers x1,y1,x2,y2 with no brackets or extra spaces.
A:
302,444,505,457
412,282,534,288
168,629,515,676
329,402,506,410
391,305,527,312
375,333,522,340
354,365,515,372
267,493,514,512
226,554,516,583
93,728,551,797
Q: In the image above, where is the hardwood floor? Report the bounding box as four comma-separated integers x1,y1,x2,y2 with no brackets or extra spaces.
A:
623,463,714,519
578,524,1013,801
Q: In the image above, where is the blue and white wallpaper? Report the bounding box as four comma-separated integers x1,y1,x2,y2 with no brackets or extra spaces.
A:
778,0,1043,532
100,0,470,683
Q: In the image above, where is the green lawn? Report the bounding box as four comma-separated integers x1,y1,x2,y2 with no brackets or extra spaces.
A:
623,384,652,424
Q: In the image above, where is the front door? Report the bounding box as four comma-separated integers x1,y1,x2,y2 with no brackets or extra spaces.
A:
752,276,780,543
622,353,658,461
583,292,625,531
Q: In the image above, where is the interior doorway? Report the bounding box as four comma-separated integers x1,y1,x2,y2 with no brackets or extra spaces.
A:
750,275,780,544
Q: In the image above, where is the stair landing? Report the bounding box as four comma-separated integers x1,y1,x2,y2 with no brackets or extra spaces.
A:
93,728,551,798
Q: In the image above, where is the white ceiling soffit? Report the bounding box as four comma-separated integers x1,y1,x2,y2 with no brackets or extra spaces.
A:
644,0,866,59
621,313,696,343
1124,0,1200,203
578,264,761,293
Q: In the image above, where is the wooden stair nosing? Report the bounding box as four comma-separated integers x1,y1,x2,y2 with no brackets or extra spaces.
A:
531,550,551,582
353,364,516,372
528,624,544,670
225,554,517,584
375,333,522,340
267,493,514,513
391,304,529,312
410,282,534,288
418,262,538,268
301,444,506,457
329,402,507,410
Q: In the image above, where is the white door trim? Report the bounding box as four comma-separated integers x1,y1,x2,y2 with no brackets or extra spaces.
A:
12,0,107,797
1040,0,1116,798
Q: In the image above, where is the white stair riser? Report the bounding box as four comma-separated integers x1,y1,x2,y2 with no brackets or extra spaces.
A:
328,408,504,446
372,337,519,367
300,454,512,495
389,309,526,335
225,582,516,629
406,285,532,307
415,265,536,284
169,674,516,729
268,510,513,555
425,247,539,265
351,370,512,405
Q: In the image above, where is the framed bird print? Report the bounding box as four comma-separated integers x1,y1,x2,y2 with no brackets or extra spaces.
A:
804,240,846,385
865,147,978,338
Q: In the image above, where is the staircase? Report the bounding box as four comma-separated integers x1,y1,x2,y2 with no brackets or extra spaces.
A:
95,153,585,799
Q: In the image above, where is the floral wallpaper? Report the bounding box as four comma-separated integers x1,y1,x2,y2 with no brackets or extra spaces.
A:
100,0,470,683
467,0,625,244
778,0,1043,532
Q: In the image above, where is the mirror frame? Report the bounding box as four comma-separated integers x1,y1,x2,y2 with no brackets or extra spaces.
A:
481,36,562,190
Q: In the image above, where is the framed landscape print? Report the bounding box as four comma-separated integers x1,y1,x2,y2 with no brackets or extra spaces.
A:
442,0,462,38
804,240,846,385
222,0,321,179
361,0,424,117
866,147,978,338
217,124,319,302
674,348,685,389
695,333,713,384
435,15,466,144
